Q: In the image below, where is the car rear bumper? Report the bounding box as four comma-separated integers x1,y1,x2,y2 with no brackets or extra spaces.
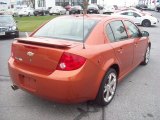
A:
8,57,104,103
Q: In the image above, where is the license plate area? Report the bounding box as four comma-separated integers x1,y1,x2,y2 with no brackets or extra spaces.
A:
19,74,36,91
0,32,5,36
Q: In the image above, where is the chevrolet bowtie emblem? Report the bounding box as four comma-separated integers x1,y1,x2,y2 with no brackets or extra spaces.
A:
27,51,34,57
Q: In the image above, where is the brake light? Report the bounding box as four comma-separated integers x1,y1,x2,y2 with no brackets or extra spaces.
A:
56,52,86,71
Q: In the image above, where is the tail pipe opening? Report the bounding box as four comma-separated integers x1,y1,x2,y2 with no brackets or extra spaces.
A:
11,85,19,91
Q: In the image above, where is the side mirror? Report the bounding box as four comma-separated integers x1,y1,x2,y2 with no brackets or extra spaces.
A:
141,31,149,37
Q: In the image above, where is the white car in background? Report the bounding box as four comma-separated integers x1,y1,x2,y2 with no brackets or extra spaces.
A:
49,6,66,15
103,5,115,14
18,7,34,16
112,10,159,27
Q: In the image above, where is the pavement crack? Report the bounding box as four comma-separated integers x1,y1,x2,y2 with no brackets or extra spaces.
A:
73,102,100,120
101,106,105,120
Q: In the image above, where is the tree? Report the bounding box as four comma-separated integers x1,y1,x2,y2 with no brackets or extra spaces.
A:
83,0,89,14
30,0,35,8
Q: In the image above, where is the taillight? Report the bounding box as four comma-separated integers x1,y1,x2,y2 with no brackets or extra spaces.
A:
56,52,86,71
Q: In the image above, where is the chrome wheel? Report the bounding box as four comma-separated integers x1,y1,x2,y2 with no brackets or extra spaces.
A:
141,46,150,65
145,47,150,64
95,68,117,106
103,73,117,102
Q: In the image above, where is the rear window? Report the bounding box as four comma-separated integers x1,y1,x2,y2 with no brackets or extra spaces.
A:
33,17,98,41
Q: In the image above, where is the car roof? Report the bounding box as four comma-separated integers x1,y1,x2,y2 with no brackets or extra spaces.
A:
58,14,124,21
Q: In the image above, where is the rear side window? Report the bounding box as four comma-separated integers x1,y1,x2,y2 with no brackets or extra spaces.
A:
124,21,140,38
105,24,115,42
109,21,128,41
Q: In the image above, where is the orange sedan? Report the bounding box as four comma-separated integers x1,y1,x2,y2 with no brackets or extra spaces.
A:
8,15,151,106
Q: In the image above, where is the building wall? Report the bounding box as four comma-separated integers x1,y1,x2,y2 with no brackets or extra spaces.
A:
35,0,55,9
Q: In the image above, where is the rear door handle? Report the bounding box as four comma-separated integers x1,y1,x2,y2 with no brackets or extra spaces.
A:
117,48,123,54
135,43,138,47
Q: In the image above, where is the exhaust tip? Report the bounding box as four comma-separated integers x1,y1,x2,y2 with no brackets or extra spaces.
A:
11,85,19,91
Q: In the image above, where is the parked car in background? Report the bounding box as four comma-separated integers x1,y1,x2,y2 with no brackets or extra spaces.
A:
103,5,115,14
49,6,66,15
18,7,34,17
97,5,104,10
0,9,5,15
155,4,160,12
136,4,148,10
87,4,100,14
112,10,159,27
69,5,83,14
9,15,151,106
65,5,72,11
0,15,19,38
117,7,152,16
34,8,49,16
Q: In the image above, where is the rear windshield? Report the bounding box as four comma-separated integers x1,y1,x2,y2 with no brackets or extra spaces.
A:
33,17,98,41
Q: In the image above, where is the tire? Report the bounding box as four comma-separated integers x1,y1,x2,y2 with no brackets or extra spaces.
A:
141,46,150,65
28,12,30,16
34,13,37,16
95,68,117,106
42,12,45,16
142,19,151,27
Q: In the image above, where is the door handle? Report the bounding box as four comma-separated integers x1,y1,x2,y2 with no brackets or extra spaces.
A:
117,48,123,54
134,43,138,47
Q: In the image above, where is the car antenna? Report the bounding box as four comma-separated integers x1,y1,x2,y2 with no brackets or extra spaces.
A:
82,0,88,49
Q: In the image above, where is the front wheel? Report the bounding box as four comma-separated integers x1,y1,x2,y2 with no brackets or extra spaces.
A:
95,68,117,106
141,46,150,65
142,20,151,27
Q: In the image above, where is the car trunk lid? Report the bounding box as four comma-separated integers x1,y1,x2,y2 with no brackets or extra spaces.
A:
12,37,80,75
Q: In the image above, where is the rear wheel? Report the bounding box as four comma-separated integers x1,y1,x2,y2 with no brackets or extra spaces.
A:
142,20,151,27
95,68,117,106
141,46,150,65
28,12,30,16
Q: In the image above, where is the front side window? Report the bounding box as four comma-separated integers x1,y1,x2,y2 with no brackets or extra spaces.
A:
133,12,141,17
124,21,140,38
33,17,98,41
109,21,128,41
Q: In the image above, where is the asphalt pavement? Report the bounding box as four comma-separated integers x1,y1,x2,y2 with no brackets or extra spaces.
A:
0,11,160,120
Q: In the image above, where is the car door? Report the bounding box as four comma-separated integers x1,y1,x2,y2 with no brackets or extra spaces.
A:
123,20,148,65
105,20,134,75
